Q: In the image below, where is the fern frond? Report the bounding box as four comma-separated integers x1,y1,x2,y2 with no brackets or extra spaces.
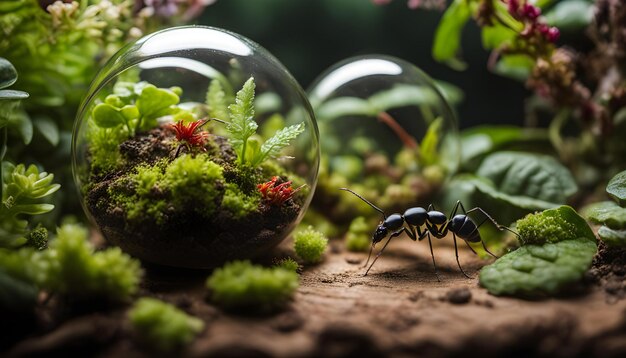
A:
206,79,230,121
251,123,305,166
227,77,258,163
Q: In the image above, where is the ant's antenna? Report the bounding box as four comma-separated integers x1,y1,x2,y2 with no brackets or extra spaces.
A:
339,188,386,219
209,117,228,125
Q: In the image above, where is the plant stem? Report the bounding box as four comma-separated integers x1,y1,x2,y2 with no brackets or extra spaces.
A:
376,111,418,149
548,109,570,159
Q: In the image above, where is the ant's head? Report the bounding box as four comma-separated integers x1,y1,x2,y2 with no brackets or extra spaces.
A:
373,224,388,244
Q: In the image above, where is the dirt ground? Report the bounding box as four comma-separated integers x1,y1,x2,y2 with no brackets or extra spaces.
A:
4,236,626,358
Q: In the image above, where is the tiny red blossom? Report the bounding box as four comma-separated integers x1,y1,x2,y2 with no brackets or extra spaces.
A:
258,176,305,206
168,119,210,150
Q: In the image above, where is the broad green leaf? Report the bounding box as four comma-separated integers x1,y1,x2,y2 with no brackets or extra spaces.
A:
93,103,126,128
419,117,442,166
120,105,139,121
11,203,55,215
315,97,375,121
136,85,179,119
516,206,595,245
544,0,593,31
476,151,577,204
470,175,560,210
432,0,471,69
583,201,626,230
479,238,597,296
607,170,626,206
460,126,549,171
597,226,626,247
0,58,17,89
34,116,59,146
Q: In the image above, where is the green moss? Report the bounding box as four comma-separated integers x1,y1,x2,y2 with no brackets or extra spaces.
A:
86,122,127,173
25,225,48,250
276,257,299,272
222,183,260,219
163,154,224,216
132,164,164,197
44,224,142,301
293,226,328,264
206,260,299,311
516,206,595,245
346,217,371,252
129,297,204,352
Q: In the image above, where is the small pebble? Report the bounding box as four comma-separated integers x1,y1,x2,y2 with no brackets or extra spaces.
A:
446,287,472,304
345,256,362,265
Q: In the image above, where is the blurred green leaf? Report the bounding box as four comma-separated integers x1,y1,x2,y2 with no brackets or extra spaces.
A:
597,226,626,247
419,117,442,166
432,0,471,69
476,151,577,204
481,24,516,50
544,0,594,32
434,80,464,106
369,84,441,111
0,90,28,100
607,170,626,206
479,238,597,296
316,97,375,121
583,201,626,230
8,109,32,145
494,54,535,81
34,117,59,146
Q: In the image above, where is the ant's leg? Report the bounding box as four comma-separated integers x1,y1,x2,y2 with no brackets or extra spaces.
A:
405,225,418,241
447,200,461,220
362,243,375,269
364,228,404,276
463,239,478,255
453,233,472,279
481,240,500,259
466,207,520,238
426,232,441,282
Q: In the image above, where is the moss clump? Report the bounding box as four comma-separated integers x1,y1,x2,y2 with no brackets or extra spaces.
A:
129,297,204,352
44,224,142,302
221,183,260,219
206,260,298,310
516,206,595,245
86,122,127,173
345,216,371,252
162,154,224,216
293,226,328,264
276,257,299,272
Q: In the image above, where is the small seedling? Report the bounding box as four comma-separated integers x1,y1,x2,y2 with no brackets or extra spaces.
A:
340,188,517,280
293,226,328,264
168,119,210,155
129,297,204,352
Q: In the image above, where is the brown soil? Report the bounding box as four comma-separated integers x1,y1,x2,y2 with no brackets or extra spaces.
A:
86,126,301,268
4,237,626,357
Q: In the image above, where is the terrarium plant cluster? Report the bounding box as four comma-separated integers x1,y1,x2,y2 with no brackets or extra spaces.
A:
81,76,307,267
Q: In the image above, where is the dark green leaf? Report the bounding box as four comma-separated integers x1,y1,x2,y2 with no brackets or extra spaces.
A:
583,201,626,230
432,0,471,69
93,103,126,128
476,151,577,204
0,58,17,89
479,238,597,296
8,109,33,145
597,226,626,247
607,170,626,206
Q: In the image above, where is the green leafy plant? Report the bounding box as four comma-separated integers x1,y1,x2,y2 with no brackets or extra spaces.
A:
209,78,305,167
480,206,597,296
583,169,626,247
129,297,204,352
293,226,328,264
345,216,371,252
206,260,299,311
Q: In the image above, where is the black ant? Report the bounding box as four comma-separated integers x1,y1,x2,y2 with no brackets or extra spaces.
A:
340,188,519,280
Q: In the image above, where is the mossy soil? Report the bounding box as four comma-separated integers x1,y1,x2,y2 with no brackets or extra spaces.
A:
85,125,301,268
3,235,626,357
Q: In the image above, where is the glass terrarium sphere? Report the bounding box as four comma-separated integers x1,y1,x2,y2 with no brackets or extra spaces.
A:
308,55,459,215
72,26,319,268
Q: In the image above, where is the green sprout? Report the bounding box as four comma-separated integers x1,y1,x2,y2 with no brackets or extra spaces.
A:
293,226,328,264
276,257,300,272
129,297,204,352
208,78,305,167
206,260,299,311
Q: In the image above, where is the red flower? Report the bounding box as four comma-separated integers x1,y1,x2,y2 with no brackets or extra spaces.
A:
258,176,305,206
168,119,210,150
